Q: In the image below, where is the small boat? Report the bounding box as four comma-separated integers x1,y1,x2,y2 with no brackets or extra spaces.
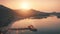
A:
28,25,37,32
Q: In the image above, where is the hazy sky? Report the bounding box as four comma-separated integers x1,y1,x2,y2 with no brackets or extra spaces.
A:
0,0,60,11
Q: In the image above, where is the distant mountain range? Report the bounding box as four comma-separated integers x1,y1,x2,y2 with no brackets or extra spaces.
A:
13,8,60,19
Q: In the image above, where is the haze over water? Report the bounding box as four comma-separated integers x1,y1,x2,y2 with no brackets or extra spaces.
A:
6,16,60,34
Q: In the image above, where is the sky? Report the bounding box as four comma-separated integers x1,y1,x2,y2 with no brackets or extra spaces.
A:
0,0,60,11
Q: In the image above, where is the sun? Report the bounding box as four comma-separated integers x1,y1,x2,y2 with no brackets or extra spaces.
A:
20,2,31,10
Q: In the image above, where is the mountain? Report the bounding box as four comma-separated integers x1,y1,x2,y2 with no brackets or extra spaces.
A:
0,5,14,27
13,9,50,19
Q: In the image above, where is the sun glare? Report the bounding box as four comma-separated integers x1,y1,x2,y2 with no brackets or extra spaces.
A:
20,2,31,10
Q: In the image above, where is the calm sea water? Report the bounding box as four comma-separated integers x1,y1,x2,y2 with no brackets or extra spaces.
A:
6,16,60,34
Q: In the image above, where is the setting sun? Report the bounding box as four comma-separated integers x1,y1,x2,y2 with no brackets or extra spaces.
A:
20,2,31,10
